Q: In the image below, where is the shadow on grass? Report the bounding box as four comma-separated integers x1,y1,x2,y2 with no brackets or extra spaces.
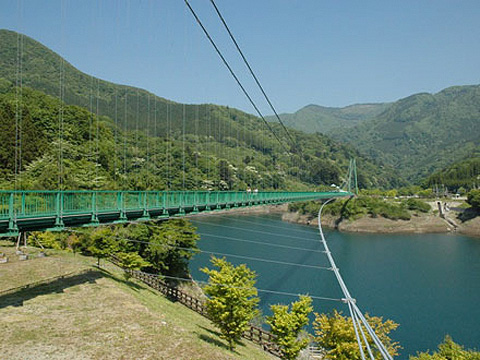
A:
0,267,144,308
0,269,103,308
196,325,244,353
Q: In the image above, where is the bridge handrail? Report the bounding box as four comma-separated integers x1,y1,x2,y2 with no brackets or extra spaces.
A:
0,190,353,233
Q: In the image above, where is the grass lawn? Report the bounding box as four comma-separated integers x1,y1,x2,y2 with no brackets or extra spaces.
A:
0,241,275,360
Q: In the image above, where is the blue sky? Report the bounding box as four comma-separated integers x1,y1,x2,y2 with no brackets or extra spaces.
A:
1,0,479,114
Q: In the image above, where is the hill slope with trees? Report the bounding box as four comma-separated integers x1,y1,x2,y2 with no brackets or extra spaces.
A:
0,29,405,190
425,157,480,192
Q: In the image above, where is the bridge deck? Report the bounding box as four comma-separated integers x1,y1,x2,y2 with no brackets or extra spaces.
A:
0,190,352,236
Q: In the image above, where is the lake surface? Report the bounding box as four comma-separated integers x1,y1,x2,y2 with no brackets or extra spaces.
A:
189,213,480,358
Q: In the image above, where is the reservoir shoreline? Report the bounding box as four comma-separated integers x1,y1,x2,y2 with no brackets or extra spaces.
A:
282,209,480,238
190,202,480,237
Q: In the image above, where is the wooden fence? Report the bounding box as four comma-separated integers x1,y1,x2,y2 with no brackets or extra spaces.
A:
110,255,282,357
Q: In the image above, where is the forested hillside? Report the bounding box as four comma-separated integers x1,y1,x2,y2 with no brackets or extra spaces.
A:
0,83,404,191
330,85,480,182
425,157,480,191
0,29,405,190
266,103,388,134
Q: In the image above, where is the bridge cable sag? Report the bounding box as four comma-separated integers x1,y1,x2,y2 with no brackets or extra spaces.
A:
186,219,327,243
115,268,343,303
204,214,321,236
68,229,332,272
183,0,291,155
182,231,327,254
208,0,299,153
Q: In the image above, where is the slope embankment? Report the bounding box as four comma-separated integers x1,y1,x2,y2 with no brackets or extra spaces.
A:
0,241,274,360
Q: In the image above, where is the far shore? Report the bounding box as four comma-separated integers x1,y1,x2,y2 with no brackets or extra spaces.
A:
188,202,479,238
281,210,480,238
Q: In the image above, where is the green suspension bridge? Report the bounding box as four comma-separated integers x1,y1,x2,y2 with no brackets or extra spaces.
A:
0,188,355,237
1,0,396,357
0,157,358,235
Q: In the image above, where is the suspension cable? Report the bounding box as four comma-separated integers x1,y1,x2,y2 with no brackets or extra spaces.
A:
68,229,333,272
183,0,291,155
209,214,318,236
121,269,342,303
195,232,327,254
209,0,297,151
190,219,322,243
317,199,393,360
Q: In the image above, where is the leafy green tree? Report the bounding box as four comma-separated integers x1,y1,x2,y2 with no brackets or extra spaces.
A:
418,189,434,198
87,227,119,266
115,251,151,280
410,335,480,360
201,256,260,350
143,219,199,278
313,309,400,360
467,190,480,210
266,295,313,360
308,159,341,185
218,159,234,190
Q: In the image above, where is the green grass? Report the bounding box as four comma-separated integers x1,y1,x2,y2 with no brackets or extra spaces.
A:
0,243,274,360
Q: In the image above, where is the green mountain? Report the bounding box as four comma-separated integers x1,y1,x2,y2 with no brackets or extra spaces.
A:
266,103,389,134
330,86,480,182
0,29,405,190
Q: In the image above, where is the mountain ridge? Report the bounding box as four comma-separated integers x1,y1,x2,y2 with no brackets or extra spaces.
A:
266,102,389,134
330,84,480,181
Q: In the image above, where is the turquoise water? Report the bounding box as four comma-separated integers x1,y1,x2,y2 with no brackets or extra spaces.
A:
189,214,480,358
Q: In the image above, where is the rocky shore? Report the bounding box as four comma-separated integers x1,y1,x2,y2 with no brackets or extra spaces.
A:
194,202,478,238
282,210,480,238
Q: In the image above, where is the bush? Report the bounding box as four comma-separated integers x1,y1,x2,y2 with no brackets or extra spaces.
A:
293,196,412,221
403,198,431,213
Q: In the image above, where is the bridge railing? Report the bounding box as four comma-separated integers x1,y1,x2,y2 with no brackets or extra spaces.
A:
0,190,352,225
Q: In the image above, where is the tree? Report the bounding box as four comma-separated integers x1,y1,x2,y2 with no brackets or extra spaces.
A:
266,295,313,360
410,335,480,360
143,219,199,278
115,251,150,280
467,189,480,210
201,256,260,350
313,309,400,360
218,159,234,190
87,227,119,266
308,159,341,185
